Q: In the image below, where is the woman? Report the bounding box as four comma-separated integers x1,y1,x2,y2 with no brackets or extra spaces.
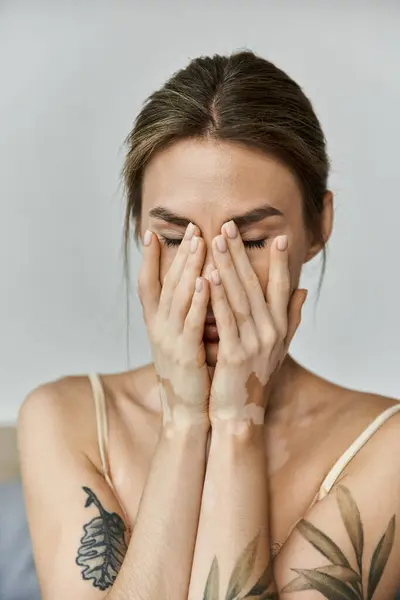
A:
18,50,400,600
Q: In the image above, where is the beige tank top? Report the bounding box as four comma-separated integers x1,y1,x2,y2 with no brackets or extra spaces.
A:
88,372,400,552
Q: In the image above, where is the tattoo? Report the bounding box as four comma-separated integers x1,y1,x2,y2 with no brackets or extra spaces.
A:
203,532,278,599
75,486,128,591
281,485,396,599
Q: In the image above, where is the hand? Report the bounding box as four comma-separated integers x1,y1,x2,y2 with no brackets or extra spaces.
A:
208,221,307,425
138,223,211,428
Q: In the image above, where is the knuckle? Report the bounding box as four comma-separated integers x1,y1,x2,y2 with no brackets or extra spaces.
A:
162,270,174,290
224,312,237,331
184,315,199,332
234,305,251,321
274,278,291,293
262,326,278,348
243,272,259,289
177,353,195,368
152,330,163,349
219,349,242,367
173,304,187,323
233,295,251,319
137,274,147,298
245,336,260,357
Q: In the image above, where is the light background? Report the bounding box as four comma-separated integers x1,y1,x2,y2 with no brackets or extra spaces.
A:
1,1,399,424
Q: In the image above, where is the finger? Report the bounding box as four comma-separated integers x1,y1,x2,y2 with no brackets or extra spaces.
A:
209,269,239,349
212,235,257,342
170,235,206,329
158,222,196,320
221,221,274,336
284,289,307,352
138,230,161,322
266,235,291,338
183,276,210,352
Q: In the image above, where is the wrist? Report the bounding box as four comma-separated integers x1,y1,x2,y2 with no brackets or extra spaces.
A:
210,417,264,441
209,419,265,466
161,401,210,429
161,410,210,439
210,401,265,430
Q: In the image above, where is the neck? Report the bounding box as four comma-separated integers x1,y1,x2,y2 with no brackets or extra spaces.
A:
264,354,311,424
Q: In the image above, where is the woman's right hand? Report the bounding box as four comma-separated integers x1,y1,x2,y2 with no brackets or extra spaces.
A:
138,223,211,427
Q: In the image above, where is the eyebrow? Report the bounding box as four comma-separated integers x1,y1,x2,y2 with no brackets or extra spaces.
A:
148,203,283,228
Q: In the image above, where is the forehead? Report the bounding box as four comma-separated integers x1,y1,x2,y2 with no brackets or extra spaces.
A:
141,138,303,223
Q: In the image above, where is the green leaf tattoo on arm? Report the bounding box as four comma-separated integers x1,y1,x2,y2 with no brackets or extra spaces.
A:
75,486,128,591
281,485,396,600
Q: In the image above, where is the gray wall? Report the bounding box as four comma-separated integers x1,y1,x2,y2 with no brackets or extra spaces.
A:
1,1,399,424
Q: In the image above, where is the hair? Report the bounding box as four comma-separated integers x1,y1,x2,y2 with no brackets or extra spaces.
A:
122,49,330,315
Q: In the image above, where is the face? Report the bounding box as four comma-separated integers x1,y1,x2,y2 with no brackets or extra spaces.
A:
140,138,326,366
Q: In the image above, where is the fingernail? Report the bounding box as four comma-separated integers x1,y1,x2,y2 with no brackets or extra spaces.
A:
184,222,195,240
190,235,200,253
195,277,203,292
211,269,221,285
216,235,227,252
223,220,237,239
276,235,288,251
143,230,152,246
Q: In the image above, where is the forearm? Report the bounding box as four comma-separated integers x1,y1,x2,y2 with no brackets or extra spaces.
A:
110,420,209,600
188,420,276,599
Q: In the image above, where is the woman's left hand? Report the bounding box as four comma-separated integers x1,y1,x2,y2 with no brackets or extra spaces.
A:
209,220,307,425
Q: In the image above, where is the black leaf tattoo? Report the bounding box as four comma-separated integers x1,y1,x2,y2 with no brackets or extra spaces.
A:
281,485,396,600
75,486,128,591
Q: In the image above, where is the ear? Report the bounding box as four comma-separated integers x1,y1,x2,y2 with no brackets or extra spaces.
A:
304,190,334,263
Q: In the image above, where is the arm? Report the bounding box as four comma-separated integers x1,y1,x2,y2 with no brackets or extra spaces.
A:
187,225,303,598
188,420,274,599
19,382,209,600
273,420,400,599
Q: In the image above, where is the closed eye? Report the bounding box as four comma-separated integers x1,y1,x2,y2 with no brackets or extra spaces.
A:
160,236,267,250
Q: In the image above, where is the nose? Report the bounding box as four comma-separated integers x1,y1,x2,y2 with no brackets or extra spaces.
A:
200,246,216,282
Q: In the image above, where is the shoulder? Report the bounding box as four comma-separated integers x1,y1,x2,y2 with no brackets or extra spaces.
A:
18,364,156,422
18,365,160,458
334,388,400,445
18,374,101,466
345,392,400,475
327,387,400,469
19,374,95,429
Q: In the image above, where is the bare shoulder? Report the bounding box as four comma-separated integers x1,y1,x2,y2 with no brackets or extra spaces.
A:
19,373,95,418
351,389,400,454
328,383,400,469
18,374,101,469
18,365,160,466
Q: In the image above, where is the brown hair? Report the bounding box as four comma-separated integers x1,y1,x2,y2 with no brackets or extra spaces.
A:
122,49,330,288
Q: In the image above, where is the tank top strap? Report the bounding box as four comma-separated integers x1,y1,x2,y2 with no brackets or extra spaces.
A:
316,403,400,501
274,403,400,556
88,373,132,533
88,373,132,535
88,373,113,487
